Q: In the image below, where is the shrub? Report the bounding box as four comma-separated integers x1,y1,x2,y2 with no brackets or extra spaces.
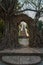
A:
0,19,5,38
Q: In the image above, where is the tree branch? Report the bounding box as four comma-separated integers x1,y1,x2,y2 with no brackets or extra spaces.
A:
10,8,43,16
41,7,43,10
30,1,37,8
0,3,7,12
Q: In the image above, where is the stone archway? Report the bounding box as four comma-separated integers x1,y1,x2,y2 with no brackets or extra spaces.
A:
12,14,35,47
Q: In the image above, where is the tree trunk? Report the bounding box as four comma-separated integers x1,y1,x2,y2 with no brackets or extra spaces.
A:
0,18,19,49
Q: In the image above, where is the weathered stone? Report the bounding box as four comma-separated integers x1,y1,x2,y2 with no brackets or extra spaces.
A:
2,56,41,64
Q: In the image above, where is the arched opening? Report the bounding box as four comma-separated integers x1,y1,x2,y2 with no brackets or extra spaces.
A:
18,21,29,47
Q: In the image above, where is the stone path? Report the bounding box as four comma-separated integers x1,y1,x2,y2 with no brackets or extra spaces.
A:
0,47,43,54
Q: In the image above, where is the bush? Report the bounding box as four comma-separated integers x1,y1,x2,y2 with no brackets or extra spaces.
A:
0,19,5,38
37,20,43,31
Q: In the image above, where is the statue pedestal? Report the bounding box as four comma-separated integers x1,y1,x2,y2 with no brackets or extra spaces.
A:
19,38,29,47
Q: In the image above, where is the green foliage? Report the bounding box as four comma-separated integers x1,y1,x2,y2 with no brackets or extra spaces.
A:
37,20,43,30
0,19,5,38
